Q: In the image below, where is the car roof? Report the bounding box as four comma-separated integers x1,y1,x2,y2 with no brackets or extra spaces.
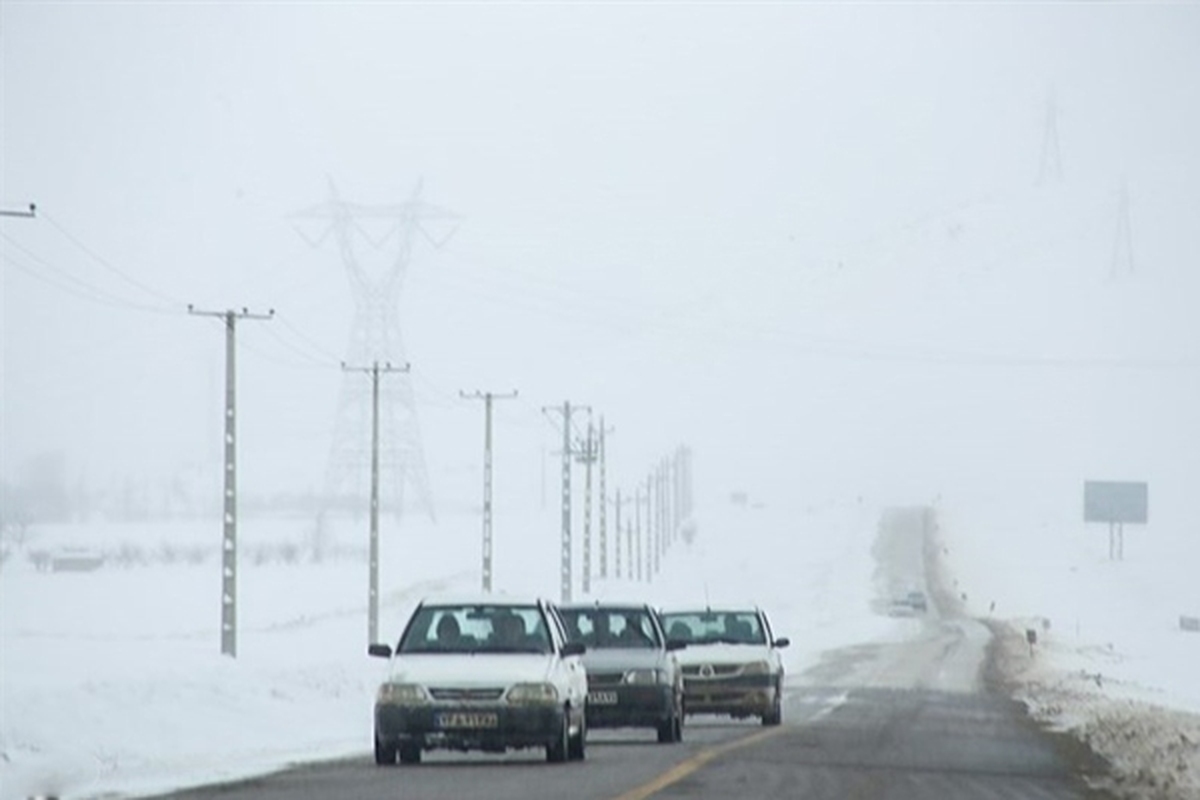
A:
417,593,549,608
559,602,654,612
660,607,763,615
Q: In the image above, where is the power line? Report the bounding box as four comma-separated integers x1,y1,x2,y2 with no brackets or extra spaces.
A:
42,210,186,307
1,237,180,315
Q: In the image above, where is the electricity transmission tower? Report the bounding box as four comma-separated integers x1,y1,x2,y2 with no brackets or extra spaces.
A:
291,179,457,520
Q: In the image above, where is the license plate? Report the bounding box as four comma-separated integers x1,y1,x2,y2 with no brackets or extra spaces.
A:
436,712,498,729
587,691,618,705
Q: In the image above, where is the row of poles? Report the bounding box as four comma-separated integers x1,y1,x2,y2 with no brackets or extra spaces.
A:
541,401,694,604
184,306,694,654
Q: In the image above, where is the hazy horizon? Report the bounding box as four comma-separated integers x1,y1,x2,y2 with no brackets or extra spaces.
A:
3,3,1199,528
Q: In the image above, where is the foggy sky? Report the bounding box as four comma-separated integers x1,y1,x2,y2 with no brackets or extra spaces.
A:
3,3,1199,521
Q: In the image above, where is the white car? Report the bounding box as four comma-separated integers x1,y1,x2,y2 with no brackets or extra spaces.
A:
659,607,789,726
368,595,588,764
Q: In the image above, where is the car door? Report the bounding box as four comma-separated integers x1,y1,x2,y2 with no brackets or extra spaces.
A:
544,602,587,703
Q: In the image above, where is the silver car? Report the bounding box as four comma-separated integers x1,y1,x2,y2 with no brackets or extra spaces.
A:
558,603,687,743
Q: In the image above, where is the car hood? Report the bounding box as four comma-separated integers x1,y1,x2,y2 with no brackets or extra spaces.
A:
388,653,554,687
675,642,772,666
580,647,664,672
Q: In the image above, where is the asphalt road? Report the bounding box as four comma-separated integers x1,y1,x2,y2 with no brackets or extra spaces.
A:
148,509,1115,800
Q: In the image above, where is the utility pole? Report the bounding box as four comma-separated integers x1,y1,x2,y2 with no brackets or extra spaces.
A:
649,472,660,575
1112,180,1135,278
634,486,644,583
1037,89,1063,186
625,519,634,582
577,413,596,595
598,419,614,580
189,305,274,658
0,203,36,218
543,401,588,603
344,361,409,646
461,389,518,592
613,488,625,579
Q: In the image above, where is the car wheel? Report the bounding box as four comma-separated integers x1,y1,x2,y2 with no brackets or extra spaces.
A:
398,743,421,764
657,708,681,744
546,709,570,763
762,685,783,727
567,708,586,761
374,734,397,766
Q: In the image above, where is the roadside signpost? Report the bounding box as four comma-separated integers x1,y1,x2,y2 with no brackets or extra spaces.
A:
1083,480,1148,561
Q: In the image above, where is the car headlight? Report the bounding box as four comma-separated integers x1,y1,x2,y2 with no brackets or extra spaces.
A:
741,660,772,676
377,682,429,705
623,669,665,685
506,682,559,705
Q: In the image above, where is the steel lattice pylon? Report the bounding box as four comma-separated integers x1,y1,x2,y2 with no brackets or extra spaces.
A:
292,178,458,520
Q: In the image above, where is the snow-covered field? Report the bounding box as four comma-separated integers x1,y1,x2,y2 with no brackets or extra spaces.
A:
938,501,1200,798
0,498,906,800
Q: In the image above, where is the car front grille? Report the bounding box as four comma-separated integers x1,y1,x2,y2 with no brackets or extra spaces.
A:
682,663,744,679
428,687,505,702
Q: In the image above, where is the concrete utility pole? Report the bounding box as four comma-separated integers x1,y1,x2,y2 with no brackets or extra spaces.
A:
613,488,626,579
578,414,595,595
625,519,634,581
649,472,660,575
189,305,274,658
344,361,409,646
1112,181,1135,278
1037,90,1064,186
634,486,645,583
461,390,518,592
544,401,589,603
598,419,614,580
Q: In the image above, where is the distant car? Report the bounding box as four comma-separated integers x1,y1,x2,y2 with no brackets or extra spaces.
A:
368,595,588,764
558,602,687,743
888,589,928,617
905,590,928,613
659,607,789,726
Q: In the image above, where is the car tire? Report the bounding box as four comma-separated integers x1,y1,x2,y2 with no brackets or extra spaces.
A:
567,708,586,761
657,707,682,744
374,734,397,766
761,684,783,727
546,709,570,763
398,743,421,764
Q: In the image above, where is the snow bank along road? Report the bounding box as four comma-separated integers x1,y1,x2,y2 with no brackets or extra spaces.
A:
147,508,1113,800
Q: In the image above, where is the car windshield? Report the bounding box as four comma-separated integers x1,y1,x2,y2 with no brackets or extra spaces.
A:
397,604,552,655
660,611,766,646
559,607,660,650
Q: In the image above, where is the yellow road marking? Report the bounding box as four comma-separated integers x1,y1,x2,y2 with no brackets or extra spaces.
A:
610,727,788,800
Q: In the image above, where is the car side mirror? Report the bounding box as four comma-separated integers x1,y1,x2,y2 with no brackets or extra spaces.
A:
772,637,790,649
561,641,586,657
665,639,688,652
368,643,393,658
